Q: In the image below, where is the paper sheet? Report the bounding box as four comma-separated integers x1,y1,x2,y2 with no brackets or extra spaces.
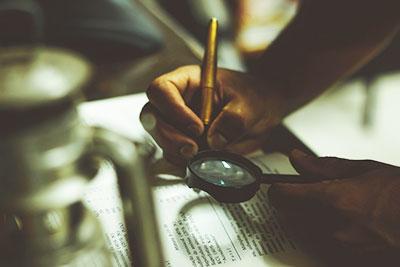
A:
79,94,319,267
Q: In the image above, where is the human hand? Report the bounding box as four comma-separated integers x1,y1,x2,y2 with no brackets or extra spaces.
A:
140,65,285,164
269,150,400,252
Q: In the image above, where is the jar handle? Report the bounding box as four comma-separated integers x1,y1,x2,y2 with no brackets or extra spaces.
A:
90,127,163,267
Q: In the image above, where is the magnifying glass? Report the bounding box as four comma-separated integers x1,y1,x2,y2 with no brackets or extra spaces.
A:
185,150,317,203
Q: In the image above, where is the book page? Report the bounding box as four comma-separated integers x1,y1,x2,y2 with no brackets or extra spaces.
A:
79,94,319,266
82,152,319,267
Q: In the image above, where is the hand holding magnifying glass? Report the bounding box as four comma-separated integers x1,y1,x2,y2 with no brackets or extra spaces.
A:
185,150,329,203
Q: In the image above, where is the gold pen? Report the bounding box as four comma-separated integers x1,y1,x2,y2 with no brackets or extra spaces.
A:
200,18,218,127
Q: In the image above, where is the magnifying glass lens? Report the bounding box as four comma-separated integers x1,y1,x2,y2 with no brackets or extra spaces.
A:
187,150,307,203
190,158,257,187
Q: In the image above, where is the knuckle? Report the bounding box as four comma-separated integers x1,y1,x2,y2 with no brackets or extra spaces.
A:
147,77,166,100
318,157,352,173
361,159,376,165
319,157,341,166
359,159,382,169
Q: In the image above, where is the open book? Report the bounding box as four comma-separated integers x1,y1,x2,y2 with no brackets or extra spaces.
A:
79,93,320,267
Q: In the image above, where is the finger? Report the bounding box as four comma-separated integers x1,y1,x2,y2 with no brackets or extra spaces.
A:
146,65,204,137
268,178,350,212
207,100,259,149
289,149,386,179
163,151,188,166
269,181,353,240
225,134,267,154
140,103,198,160
333,224,388,249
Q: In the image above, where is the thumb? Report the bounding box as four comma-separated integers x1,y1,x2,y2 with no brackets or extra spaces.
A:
207,100,256,149
269,150,375,212
289,149,384,179
268,178,347,217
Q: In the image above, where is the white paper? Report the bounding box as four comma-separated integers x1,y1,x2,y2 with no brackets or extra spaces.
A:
79,94,319,267
154,152,319,267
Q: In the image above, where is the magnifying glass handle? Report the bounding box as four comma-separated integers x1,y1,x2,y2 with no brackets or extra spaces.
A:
260,174,322,184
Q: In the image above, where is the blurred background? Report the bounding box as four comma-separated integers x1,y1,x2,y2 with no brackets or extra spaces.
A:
1,0,400,165
3,1,399,266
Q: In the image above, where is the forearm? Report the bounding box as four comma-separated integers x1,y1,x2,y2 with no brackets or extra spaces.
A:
250,0,400,115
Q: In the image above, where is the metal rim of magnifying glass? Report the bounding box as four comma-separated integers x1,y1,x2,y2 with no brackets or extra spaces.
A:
185,150,263,203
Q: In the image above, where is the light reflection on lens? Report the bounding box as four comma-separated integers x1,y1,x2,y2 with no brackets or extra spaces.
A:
191,158,256,187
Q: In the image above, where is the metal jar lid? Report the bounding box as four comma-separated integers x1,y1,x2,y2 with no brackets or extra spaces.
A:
0,47,91,135
0,46,91,109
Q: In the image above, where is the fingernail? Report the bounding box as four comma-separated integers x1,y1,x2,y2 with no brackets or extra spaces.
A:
187,124,202,137
208,133,228,149
141,113,156,131
180,145,197,158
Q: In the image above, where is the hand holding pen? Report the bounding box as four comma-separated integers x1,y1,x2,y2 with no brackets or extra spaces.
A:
140,21,285,165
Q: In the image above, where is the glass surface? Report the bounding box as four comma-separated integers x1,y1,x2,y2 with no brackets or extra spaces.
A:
191,158,256,187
